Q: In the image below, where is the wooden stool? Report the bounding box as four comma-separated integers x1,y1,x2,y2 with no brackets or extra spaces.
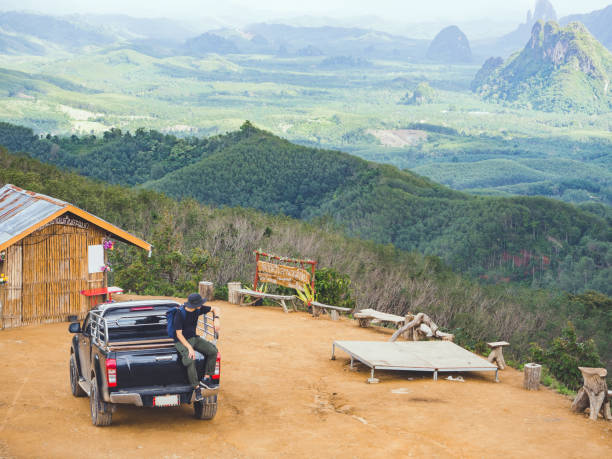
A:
571,367,611,421
487,341,510,370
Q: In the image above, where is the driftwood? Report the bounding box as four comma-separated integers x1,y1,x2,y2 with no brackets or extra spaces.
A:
571,367,611,421
487,341,510,370
389,312,453,343
523,363,541,390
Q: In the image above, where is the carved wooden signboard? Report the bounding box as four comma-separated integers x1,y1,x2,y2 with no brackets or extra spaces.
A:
257,260,311,291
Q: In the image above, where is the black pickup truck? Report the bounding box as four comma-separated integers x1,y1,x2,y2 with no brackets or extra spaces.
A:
68,300,220,426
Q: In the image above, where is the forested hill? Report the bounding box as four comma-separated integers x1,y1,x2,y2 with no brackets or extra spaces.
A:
1,146,611,374
0,121,610,293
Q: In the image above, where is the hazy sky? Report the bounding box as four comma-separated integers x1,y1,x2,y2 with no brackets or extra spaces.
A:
2,0,611,23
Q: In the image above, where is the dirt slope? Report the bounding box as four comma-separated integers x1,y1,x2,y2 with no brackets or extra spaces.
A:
0,295,610,458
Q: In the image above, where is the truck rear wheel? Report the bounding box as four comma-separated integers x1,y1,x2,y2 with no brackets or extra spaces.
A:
194,395,218,420
70,355,86,397
90,376,113,426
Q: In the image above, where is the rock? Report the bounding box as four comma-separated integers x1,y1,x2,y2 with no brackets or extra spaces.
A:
426,25,472,64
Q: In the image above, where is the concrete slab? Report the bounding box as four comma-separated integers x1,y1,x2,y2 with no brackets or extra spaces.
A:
332,340,498,381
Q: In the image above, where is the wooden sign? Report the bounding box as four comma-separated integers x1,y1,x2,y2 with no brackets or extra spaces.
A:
257,260,311,291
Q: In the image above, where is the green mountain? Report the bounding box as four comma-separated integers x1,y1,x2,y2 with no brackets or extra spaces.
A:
473,21,612,113
2,121,609,294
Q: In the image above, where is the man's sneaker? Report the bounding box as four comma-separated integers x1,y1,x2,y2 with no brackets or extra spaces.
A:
199,377,219,390
194,388,204,402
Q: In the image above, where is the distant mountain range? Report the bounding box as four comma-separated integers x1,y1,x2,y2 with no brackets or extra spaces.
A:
472,21,612,113
2,6,612,63
560,5,612,51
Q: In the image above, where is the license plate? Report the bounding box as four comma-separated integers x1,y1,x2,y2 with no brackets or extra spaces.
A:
154,394,180,407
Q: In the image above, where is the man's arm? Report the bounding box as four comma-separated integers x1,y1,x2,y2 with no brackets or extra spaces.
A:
211,305,221,333
176,329,195,360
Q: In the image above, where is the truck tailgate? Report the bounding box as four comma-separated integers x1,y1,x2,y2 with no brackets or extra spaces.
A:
114,347,206,388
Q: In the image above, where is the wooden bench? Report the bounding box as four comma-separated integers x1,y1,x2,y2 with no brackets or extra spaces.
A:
487,341,510,370
353,308,405,328
310,300,352,320
234,287,297,313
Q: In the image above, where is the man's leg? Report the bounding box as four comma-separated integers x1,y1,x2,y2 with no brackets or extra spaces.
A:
174,341,199,387
188,337,218,377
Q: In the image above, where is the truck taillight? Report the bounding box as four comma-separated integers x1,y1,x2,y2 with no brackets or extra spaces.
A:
212,352,221,380
106,358,117,387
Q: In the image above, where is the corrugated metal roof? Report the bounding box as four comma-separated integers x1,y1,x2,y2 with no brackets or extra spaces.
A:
0,184,68,247
0,184,152,252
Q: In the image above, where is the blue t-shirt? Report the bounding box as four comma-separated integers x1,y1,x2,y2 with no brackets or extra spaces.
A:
173,306,211,341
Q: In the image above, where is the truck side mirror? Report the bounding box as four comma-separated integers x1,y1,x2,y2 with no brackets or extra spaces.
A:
69,322,81,333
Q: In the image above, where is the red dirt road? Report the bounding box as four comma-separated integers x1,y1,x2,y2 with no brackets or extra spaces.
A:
0,296,610,458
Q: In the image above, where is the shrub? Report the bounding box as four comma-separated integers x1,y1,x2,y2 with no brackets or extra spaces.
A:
530,322,604,390
314,267,355,310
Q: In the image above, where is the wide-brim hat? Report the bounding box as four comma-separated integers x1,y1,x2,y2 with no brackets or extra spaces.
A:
185,293,205,308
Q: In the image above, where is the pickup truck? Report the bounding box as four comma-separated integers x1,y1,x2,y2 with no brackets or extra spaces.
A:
68,300,220,426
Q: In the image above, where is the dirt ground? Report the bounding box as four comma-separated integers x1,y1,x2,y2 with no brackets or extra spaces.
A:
0,295,610,458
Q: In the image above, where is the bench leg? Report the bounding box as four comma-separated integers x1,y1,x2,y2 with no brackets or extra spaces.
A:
330,310,339,321
280,299,289,314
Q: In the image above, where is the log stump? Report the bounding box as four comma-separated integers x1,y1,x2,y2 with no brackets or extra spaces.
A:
199,281,214,301
227,282,241,305
571,367,611,421
487,341,510,370
523,363,541,390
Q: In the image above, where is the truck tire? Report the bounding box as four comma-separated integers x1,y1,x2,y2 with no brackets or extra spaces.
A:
194,395,218,420
90,376,113,426
70,355,86,397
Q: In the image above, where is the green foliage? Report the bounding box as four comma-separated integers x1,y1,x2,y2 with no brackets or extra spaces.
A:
539,366,576,396
314,267,355,310
109,213,209,296
399,82,437,105
530,322,604,390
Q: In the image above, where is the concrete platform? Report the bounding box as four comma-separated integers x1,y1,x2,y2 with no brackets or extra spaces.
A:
332,340,499,381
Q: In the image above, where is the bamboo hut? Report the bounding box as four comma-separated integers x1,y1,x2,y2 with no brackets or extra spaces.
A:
0,184,151,328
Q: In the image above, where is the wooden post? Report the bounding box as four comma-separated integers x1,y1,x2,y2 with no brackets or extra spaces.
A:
523,363,541,390
199,281,214,301
487,341,510,370
227,282,241,305
571,367,611,421
330,310,339,321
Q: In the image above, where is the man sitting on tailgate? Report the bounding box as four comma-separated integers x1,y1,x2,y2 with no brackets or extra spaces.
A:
174,293,220,401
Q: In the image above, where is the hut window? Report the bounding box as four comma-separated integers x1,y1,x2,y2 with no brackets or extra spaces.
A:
87,245,104,274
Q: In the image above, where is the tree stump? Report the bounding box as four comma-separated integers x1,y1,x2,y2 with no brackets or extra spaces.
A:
199,281,214,301
571,367,611,421
523,363,541,390
487,341,510,370
227,282,241,305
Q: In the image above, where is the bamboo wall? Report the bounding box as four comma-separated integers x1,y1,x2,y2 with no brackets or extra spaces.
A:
0,222,106,328
0,244,22,328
